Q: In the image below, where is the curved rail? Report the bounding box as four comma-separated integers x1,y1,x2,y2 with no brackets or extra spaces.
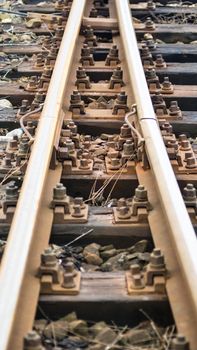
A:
0,1,86,349
115,0,197,329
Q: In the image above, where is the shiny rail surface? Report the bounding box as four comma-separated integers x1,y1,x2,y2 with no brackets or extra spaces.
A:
116,1,197,346
0,1,86,349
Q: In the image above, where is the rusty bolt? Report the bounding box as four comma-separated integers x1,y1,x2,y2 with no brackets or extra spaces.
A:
179,134,187,142
155,54,166,68
19,138,29,153
74,197,85,209
109,44,119,58
27,76,37,88
8,139,18,150
141,44,151,58
132,274,144,289
70,90,81,104
112,67,123,79
117,198,127,208
84,25,94,38
184,152,193,161
144,37,156,49
150,248,165,269
117,206,131,219
146,68,157,80
130,264,141,275
55,27,64,39
183,184,196,201
145,17,155,30
76,67,87,79
180,140,191,151
41,248,57,267
161,77,173,93
64,261,76,276
111,158,120,167
3,156,12,168
186,157,197,169
116,91,127,105
93,0,105,6
171,334,189,350
5,182,18,199
68,121,77,134
120,123,131,138
166,138,178,150
65,139,75,152
34,92,45,104
161,122,173,134
20,100,29,114
169,101,182,117
147,1,156,10
35,53,44,67
72,204,84,218
42,66,52,79
53,183,67,200
62,272,76,288
26,121,36,136
134,185,148,202
79,158,90,169
5,152,13,161
82,152,90,160
90,8,98,17
23,330,43,349
81,43,91,57
152,92,165,105
123,139,134,155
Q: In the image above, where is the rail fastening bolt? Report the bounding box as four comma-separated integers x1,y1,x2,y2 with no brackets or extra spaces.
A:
72,204,84,217
62,272,76,288
150,248,165,269
183,184,196,201
134,185,148,202
171,334,189,350
53,183,67,200
41,248,57,267
23,330,43,349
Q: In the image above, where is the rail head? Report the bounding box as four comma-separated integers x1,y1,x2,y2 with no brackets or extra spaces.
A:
115,0,197,329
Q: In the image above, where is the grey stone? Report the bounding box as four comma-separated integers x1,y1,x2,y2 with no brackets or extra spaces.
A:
89,321,107,337
43,320,68,340
61,312,77,322
100,249,117,260
127,240,148,254
69,319,89,336
95,327,117,345
88,345,105,350
134,240,148,253
83,243,103,266
82,263,100,272
126,253,139,261
99,244,114,252
138,252,150,262
105,252,128,270
100,262,113,272
120,329,152,345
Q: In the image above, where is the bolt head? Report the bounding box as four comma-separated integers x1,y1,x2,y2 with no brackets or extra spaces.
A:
150,248,165,269
53,183,67,200
135,185,148,201
24,330,42,348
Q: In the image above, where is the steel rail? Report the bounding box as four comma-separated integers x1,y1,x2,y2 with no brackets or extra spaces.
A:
0,1,86,349
115,0,197,326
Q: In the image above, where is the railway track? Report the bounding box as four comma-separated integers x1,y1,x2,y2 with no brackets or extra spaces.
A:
0,0,196,349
